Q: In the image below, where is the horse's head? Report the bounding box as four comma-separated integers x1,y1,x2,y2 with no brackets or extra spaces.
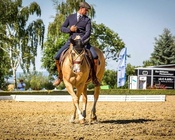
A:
69,37,86,73
70,37,85,54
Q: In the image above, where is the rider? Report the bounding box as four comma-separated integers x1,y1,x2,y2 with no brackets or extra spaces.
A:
53,1,101,87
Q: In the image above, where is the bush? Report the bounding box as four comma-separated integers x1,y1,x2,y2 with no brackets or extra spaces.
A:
7,84,15,91
18,71,55,90
100,89,175,95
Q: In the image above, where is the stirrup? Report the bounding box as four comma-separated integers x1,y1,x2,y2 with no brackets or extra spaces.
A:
53,78,62,86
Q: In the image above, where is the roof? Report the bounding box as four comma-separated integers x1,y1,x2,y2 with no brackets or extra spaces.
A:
135,64,175,70
147,64,175,68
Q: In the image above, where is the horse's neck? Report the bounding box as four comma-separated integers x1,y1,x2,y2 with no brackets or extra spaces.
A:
62,46,73,66
69,44,73,51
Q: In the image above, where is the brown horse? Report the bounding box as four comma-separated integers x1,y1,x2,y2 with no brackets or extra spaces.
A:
61,37,105,123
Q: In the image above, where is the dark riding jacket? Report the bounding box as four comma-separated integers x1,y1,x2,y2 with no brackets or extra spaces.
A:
61,13,91,42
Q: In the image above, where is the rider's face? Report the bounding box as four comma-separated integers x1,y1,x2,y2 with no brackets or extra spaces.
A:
80,7,89,15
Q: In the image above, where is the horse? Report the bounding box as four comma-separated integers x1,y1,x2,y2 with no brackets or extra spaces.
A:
61,37,105,123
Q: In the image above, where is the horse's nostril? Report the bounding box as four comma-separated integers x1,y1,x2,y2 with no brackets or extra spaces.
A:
73,69,77,73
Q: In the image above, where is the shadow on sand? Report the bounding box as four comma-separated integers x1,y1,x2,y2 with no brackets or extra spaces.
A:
100,119,154,124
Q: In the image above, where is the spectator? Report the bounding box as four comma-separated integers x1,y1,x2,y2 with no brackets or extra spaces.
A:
17,79,26,91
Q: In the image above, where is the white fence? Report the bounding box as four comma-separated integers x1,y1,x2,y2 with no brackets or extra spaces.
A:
0,95,166,102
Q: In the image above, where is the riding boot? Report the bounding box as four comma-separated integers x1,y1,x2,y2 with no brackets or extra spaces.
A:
92,59,101,87
53,60,63,86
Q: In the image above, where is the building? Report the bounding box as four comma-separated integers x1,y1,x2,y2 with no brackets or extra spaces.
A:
129,64,175,89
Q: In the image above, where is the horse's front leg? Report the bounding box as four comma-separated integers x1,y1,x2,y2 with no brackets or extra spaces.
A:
70,103,77,123
90,86,100,123
81,84,88,119
75,85,87,123
65,81,84,123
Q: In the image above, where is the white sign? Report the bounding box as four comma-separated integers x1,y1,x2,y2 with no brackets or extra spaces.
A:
129,76,138,89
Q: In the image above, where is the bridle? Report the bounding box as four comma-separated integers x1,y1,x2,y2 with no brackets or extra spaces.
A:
71,47,85,65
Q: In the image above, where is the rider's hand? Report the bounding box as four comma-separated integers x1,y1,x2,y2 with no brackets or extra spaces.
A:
70,25,77,32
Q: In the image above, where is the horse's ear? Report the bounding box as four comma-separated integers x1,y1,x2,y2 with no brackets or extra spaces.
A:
70,38,75,46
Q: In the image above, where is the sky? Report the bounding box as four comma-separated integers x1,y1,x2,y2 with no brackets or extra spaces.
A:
21,0,175,72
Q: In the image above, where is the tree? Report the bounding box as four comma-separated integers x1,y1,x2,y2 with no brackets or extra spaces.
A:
142,60,154,67
0,0,16,89
0,0,45,88
102,70,117,88
41,14,67,75
0,47,11,89
42,0,125,75
126,63,136,78
0,0,18,24
18,71,54,90
55,0,95,18
101,63,136,89
147,29,175,65
91,22,125,61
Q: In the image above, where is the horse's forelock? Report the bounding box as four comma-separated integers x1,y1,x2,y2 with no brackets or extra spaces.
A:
73,39,84,54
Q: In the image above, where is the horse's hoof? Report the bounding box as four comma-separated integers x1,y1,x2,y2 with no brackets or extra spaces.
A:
91,115,97,121
79,118,85,124
89,116,98,124
69,117,75,123
70,119,75,123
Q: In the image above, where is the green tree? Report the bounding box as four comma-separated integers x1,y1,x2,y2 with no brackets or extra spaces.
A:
18,71,54,90
142,60,154,67
0,47,11,89
101,64,136,89
126,63,136,78
0,0,17,88
91,22,125,61
102,70,117,88
148,29,175,65
0,0,45,88
41,14,67,75
42,0,125,75
0,0,18,24
55,0,95,18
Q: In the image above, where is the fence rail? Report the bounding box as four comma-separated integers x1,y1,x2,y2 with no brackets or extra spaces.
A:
0,95,166,102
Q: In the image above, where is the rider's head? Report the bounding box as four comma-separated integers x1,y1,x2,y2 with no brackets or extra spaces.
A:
78,2,91,15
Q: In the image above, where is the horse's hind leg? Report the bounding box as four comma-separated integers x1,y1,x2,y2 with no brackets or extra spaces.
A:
90,86,100,123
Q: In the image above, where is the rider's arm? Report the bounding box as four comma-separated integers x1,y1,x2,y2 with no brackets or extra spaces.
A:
61,14,77,33
61,17,71,33
81,18,91,42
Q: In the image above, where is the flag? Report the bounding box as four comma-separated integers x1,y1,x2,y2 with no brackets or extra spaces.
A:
117,47,127,87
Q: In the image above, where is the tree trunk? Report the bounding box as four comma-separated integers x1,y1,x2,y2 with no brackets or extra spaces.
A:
12,68,17,89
